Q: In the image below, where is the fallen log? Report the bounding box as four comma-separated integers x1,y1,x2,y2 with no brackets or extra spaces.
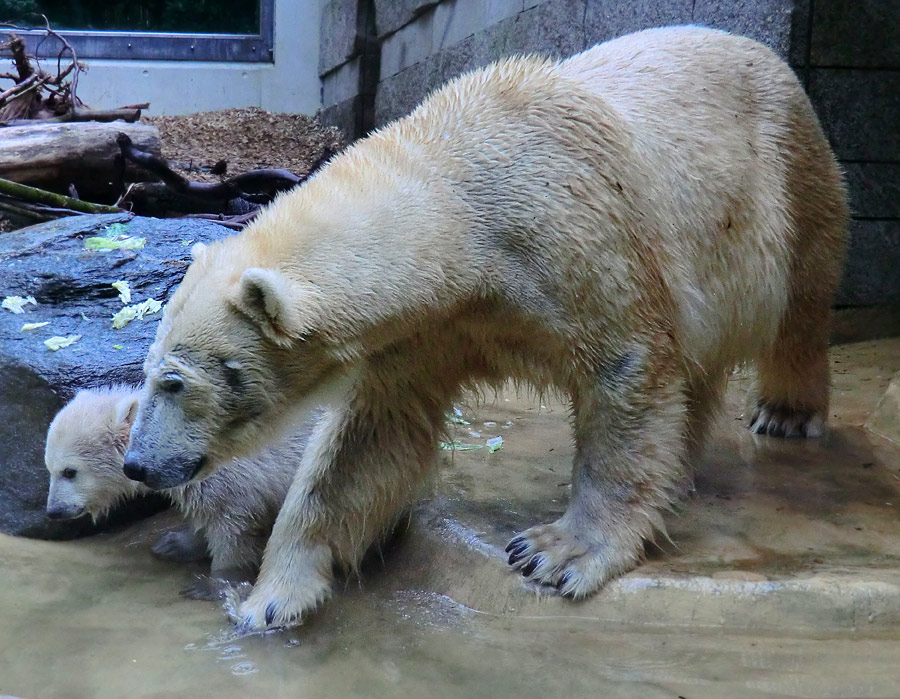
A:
0,193,82,226
0,121,160,199
0,177,123,214
0,107,144,126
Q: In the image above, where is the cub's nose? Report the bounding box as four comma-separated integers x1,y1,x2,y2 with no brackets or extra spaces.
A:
123,453,148,482
46,507,67,520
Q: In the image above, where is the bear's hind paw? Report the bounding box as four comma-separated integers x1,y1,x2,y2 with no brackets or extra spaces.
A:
748,403,825,439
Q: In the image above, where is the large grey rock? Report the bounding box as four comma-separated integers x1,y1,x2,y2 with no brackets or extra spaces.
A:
0,213,233,539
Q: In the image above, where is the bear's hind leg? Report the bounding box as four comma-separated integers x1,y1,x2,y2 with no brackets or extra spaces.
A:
748,235,844,439
749,117,847,440
748,316,830,439
508,347,689,597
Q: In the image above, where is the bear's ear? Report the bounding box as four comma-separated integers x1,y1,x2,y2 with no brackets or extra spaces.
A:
114,397,139,451
190,242,207,263
233,268,310,347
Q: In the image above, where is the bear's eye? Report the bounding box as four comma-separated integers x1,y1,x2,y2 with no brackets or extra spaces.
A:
62,468,77,480
159,373,185,394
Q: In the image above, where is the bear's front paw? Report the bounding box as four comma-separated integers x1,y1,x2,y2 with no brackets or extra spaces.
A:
227,542,335,631
506,520,640,598
230,577,331,631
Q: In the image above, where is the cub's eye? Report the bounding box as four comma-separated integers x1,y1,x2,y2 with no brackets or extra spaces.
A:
62,468,77,479
159,373,185,394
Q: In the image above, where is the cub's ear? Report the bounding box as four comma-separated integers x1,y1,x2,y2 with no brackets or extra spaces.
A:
233,268,311,346
114,397,139,451
190,242,207,263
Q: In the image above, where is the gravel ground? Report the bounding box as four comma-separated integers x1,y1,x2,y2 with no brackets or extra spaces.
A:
144,107,345,182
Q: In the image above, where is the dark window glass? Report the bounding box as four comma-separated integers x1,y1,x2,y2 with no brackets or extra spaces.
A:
0,0,259,35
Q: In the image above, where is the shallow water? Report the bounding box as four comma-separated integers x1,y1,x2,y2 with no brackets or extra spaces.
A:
4,524,900,699
4,339,900,698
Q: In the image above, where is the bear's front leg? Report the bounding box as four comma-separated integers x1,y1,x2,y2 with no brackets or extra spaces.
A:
234,395,441,630
507,348,689,597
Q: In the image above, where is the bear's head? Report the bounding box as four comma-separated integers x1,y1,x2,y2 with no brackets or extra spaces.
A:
45,386,142,521
124,241,347,491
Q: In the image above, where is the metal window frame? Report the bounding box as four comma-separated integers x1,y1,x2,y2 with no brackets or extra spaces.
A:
0,0,274,63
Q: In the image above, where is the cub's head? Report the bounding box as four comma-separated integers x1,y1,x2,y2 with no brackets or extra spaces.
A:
124,241,345,491
45,386,141,521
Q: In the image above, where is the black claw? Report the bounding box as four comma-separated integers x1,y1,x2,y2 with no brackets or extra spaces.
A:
265,602,277,626
508,541,528,558
769,422,785,438
508,551,525,566
505,536,526,554
557,570,572,590
521,556,541,577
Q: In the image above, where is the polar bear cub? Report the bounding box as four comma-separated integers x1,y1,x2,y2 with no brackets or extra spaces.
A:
45,385,309,597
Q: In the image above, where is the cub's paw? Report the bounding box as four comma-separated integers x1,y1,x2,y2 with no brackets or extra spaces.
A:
748,403,825,439
182,569,254,601
151,528,208,563
182,575,229,601
505,521,640,598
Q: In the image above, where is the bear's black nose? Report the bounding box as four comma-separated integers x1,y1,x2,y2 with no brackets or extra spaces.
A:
46,508,65,519
123,454,148,482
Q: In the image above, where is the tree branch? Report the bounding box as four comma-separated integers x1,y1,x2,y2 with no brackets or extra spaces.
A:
116,132,303,203
0,177,123,214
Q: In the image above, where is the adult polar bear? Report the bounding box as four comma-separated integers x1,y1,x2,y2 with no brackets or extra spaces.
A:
124,26,847,629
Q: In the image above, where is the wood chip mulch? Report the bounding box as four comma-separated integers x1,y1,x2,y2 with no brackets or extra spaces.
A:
144,107,345,183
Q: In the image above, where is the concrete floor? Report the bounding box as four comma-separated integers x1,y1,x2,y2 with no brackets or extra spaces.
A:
2,337,900,698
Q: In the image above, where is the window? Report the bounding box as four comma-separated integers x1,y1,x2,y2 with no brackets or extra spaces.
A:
0,0,274,62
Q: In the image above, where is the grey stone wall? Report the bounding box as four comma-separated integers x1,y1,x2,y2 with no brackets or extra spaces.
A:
318,0,900,307
801,0,900,306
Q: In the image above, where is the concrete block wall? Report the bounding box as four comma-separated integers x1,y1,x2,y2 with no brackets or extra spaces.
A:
319,0,900,307
800,0,900,306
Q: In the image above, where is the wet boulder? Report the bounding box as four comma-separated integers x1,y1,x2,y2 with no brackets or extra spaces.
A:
0,213,233,539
